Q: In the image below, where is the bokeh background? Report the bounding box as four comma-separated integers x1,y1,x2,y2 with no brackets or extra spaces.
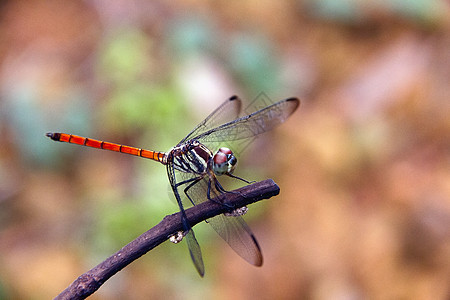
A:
1,1,449,299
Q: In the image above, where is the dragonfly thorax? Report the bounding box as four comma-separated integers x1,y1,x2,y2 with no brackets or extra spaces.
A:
212,147,237,176
169,140,213,174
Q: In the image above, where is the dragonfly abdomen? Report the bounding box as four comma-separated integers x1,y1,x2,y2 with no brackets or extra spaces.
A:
46,132,167,163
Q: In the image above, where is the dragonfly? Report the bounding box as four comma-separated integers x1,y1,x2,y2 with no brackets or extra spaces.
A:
46,95,300,276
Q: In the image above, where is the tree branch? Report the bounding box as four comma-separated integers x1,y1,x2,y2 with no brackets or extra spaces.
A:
55,179,280,300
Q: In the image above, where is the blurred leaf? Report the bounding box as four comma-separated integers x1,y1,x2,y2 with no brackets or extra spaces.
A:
167,16,218,59
305,0,364,22
228,34,282,95
0,279,9,300
98,28,152,84
101,84,187,137
2,81,92,167
380,0,448,23
91,198,153,252
304,0,448,24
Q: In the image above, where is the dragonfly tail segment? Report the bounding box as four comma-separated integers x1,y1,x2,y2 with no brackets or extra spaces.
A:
45,132,167,163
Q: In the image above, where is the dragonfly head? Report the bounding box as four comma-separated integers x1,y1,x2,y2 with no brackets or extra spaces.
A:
212,147,237,176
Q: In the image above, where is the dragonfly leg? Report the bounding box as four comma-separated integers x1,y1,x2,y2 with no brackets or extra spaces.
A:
213,177,241,196
212,177,252,216
206,178,235,210
181,176,204,206
175,175,207,206
175,176,203,188
216,174,257,202
214,178,231,194
226,173,255,184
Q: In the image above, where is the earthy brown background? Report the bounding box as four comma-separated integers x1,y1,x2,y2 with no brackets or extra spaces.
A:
0,1,449,299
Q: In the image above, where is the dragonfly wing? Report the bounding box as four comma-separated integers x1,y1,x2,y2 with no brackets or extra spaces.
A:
183,174,263,265
178,95,242,145
166,162,205,276
207,213,263,266
185,229,205,276
196,97,300,143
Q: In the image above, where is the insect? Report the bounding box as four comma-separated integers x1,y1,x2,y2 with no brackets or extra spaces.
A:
47,95,300,276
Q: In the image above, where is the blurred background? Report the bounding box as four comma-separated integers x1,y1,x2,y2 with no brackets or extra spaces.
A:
0,1,449,299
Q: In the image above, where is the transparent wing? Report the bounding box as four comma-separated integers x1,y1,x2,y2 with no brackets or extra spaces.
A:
178,96,242,145
185,230,205,276
206,214,263,266
195,98,299,144
166,162,205,276
182,173,263,266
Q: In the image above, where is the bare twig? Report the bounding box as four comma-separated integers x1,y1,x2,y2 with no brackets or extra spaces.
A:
55,179,280,300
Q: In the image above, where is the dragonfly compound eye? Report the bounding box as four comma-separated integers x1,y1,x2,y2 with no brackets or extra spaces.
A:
212,152,228,175
213,148,238,175
228,155,237,166
218,147,232,155
227,155,237,174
